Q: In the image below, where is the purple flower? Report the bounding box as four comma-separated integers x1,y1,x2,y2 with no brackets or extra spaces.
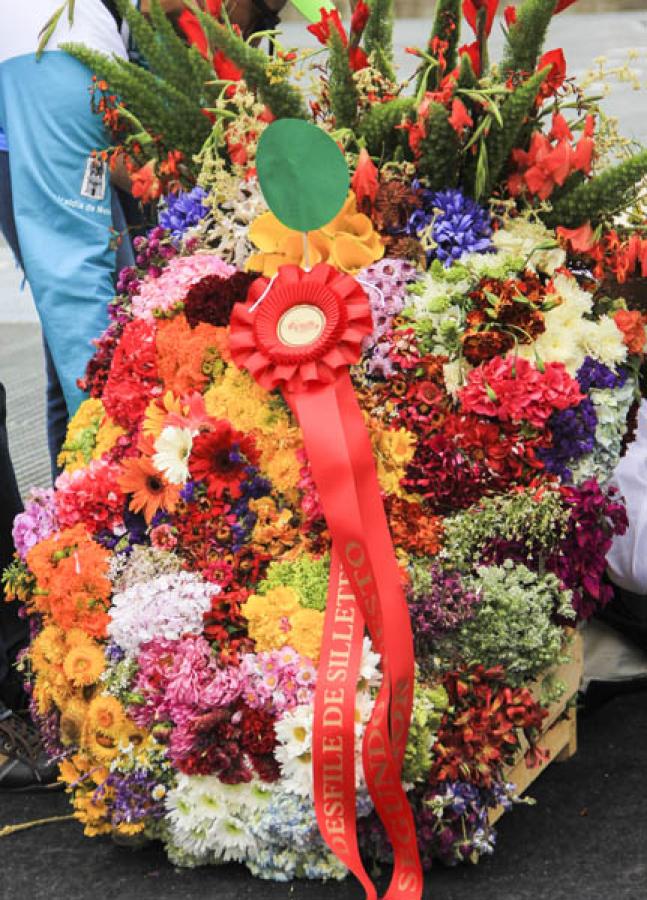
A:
12,489,58,560
408,186,493,267
538,398,598,482
95,769,167,825
577,356,628,392
409,564,481,649
159,187,209,243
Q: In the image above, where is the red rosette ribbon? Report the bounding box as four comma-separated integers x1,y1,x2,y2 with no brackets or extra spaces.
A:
230,263,423,900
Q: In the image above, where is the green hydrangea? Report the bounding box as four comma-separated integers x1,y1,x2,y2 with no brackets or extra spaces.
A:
435,561,574,686
256,554,330,611
403,681,450,784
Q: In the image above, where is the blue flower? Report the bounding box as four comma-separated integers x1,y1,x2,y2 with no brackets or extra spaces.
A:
408,185,493,267
159,187,209,243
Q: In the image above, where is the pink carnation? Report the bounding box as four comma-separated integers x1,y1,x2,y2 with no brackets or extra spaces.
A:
459,356,583,428
54,459,126,534
132,254,236,321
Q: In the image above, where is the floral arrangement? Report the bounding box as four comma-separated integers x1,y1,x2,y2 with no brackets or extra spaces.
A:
4,0,647,885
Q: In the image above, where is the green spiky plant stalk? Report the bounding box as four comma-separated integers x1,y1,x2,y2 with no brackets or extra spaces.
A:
61,42,211,161
357,97,415,159
192,9,308,119
545,149,647,228
501,0,558,76
482,67,549,197
416,0,462,95
363,0,396,81
417,102,460,190
327,30,360,130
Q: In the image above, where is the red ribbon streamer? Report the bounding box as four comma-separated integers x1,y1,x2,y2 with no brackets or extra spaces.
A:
230,265,423,898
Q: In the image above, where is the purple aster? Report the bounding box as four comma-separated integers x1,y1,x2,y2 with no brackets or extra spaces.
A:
408,185,493,267
95,769,167,825
159,187,209,243
577,356,628,392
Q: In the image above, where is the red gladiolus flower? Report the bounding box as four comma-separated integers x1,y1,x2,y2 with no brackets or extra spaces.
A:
307,8,348,46
130,161,161,204
555,0,579,12
458,41,482,77
557,222,597,254
573,114,596,175
463,0,499,38
214,50,243,83
448,97,474,136
348,45,369,72
504,4,516,26
537,48,567,100
350,0,370,36
351,148,379,211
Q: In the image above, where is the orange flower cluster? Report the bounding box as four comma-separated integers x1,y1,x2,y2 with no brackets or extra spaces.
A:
156,313,231,396
26,525,112,638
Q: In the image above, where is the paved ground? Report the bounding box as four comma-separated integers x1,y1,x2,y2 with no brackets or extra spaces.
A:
2,689,646,900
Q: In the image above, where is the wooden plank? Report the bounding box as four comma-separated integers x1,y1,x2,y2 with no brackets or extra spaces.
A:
488,632,583,825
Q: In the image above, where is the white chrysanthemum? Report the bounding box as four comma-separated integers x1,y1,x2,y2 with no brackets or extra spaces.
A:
579,316,628,368
355,689,375,726
519,327,585,375
153,426,194,484
211,814,257,862
108,572,219,656
358,636,382,688
275,705,312,760
550,273,594,318
492,219,566,275
277,750,313,797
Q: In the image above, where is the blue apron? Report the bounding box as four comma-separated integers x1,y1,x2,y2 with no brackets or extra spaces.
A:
0,51,116,414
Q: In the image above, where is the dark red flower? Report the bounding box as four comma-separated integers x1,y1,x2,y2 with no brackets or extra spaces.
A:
184,271,257,328
350,0,370,36
503,4,516,26
189,421,259,498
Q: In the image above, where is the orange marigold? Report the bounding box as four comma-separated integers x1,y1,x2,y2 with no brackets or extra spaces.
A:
613,309,647,355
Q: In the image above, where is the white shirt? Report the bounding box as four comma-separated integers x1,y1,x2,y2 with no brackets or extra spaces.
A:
607,398,647,594
0,1,128,65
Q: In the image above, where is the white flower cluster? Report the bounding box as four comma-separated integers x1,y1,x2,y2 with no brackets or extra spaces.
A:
108,572,220,657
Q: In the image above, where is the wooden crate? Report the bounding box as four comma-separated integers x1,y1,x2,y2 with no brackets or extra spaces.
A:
489,629,582,825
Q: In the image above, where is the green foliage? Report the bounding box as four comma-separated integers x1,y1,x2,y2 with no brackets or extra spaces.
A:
115,0,208,99
257,554,331,611
435,561,574,686
546,149,647,228
456,51,478,91
441,487,570,575
363,0,396,81
501,0,558,75
430,0,462,74
482,67,549,197
357,97,415,159
403,682,450,784
62,42,211,161
194,11,308,120
328,30,360,130
417,102,460,191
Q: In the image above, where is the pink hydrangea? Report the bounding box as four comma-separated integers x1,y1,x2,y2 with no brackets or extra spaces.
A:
239,646,317,714
131,254,236,321
459,356,583,428
12,488,58,560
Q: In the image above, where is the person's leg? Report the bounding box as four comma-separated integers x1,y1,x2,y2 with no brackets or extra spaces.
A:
43,340,68,482
1,149,70,478
0,382,28,713
0,52,120,417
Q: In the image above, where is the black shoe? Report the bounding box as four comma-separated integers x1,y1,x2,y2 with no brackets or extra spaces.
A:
0,710,60,792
